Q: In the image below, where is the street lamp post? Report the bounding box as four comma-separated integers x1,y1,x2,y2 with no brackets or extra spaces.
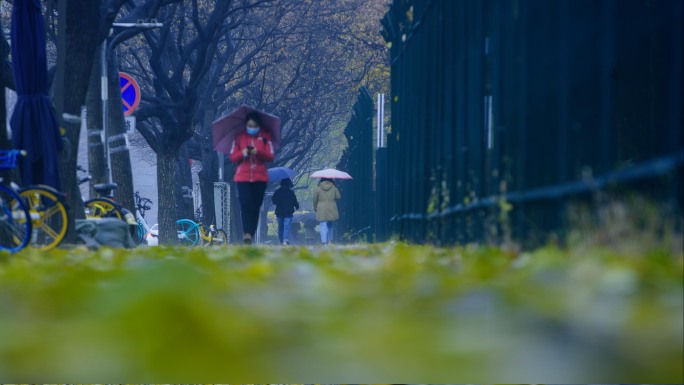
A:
101,21,163,183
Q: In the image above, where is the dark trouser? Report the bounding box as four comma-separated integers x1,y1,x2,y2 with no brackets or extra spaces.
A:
237,182,267,237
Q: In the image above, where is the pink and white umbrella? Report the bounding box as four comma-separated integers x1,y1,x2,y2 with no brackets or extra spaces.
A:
311,168,353,179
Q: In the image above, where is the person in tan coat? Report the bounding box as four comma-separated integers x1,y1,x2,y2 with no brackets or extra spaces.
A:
313,178,341,244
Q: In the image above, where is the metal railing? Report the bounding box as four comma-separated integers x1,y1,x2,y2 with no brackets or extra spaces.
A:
377,0,684,245
336,87,375,242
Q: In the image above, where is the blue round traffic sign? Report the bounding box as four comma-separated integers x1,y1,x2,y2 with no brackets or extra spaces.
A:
119,72,141,116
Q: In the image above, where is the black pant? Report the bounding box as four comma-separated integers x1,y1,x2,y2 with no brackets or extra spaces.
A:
237,182,267,236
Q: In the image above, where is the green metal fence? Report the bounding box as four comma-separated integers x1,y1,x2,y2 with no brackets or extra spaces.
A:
379,0,683,245
336,87,375,242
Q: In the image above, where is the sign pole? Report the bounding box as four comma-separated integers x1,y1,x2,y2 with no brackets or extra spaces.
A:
99,21,161,184
377,93,385,148
101,38,111,183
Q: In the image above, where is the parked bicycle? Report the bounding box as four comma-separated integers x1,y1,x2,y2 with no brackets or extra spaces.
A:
134,191,156,245
132,191,227,247
0,150,33,253
140,217,226,247
1,150,71,251
19,183,69,250
80,169,123,220
79,166,136,225
204,222,227,246
176,218,227,247
192,207,227,246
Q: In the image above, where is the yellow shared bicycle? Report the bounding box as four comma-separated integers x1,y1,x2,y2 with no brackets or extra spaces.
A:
18,185,69,250
176,218,227,247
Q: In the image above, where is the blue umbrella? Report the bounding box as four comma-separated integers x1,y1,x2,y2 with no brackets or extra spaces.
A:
10,0,62,191
268,166,296,182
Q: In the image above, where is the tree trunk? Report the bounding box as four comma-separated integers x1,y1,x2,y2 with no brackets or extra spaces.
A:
86,49,106,198
0,22,10,247
107,50,135,213
199,150,218,226
59,119,86,228
53,0,102,243
0,75,6,156
0,53,8,247
225,162,242,242
0,51,7,246
230,180,242,243
198,107,218,226
0,15,10,155
0,29,13,92
259,193,270,242
157,147,179,244
176,144,194,220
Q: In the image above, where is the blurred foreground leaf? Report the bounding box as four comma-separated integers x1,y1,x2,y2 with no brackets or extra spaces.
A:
0,243,681,381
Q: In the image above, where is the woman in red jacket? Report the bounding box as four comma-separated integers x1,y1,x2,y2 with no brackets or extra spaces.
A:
229,112,275,244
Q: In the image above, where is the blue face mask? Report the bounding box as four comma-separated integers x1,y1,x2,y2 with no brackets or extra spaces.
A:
246,127,260,136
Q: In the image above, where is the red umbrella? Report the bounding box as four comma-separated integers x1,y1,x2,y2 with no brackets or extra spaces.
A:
212,104,281,153
311,168,353,179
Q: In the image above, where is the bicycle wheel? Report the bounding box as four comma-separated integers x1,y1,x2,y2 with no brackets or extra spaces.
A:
85,198,123,219
19,185,69,250
210,229,228,246
0,184,32,253
176,219,200,246
198,225,213,247
135,220,147,245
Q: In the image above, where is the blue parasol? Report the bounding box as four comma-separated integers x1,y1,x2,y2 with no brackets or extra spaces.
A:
10,0,62,190
268,166,296,182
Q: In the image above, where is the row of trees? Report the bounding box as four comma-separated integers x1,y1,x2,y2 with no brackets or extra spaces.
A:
1,0,388,244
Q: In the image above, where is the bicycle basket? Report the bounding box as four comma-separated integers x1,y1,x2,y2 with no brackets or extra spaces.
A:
0,150,22,170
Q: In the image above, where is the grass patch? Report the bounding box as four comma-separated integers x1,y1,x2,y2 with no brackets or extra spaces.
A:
0,243,681,381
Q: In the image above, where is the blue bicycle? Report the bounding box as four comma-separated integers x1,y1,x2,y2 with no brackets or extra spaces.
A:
0,150,33,253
